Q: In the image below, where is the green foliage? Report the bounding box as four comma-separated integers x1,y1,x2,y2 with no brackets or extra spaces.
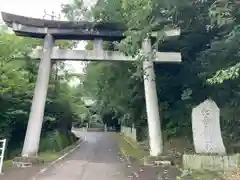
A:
61,0,92,21
59,0,240,145
0,31,81,158
0,32,40,93
0,32,40,157
117,134,148,161
39,130,77,152
1,0,239,163
204,24,240,83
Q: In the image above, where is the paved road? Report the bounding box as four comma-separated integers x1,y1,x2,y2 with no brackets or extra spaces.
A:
33,132,130,180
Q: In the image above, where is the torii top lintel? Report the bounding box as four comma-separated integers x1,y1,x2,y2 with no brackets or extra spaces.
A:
1,12,180,41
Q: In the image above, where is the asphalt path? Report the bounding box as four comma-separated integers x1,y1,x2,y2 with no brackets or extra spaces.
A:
33,131,131,180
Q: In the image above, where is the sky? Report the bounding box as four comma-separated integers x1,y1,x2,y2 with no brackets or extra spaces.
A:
0,0,95,86
0,0,69,19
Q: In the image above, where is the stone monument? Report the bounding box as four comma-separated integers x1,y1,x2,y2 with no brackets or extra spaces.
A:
183,99,239,171
192,99,226,154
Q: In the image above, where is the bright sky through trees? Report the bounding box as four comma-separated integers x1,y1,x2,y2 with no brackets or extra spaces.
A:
0,0,95,86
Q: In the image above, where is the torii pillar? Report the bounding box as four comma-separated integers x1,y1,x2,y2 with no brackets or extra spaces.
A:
0,11,181,157
22,34,54,157
142,38,163,156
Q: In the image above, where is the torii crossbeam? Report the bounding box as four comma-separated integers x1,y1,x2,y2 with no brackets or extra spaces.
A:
1,12,182,157
31,48,181,63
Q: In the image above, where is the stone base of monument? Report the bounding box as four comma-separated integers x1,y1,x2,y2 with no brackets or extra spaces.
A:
12,156,44,168
183,153,240,171
142,155,174,167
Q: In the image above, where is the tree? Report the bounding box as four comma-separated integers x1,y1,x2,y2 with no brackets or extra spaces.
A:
61,0,240,149
0,30,81,157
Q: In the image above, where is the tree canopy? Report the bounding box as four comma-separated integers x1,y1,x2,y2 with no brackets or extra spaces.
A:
1,0,240,159
61,0,240,144
0,28,82,157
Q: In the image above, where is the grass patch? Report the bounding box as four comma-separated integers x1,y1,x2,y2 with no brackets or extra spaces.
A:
117,133,148,161
3,139,82,169
3,160,12,168
39,151,59,162
39,139,83,162
239,154,240,165
191,171,222,180
179,170,223,180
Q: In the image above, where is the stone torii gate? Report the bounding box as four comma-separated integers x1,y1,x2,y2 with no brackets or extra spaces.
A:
1,12,182,157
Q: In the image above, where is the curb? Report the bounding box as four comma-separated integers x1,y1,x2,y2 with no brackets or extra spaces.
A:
120,147,131,164
119,134,133,165
32,140,85,179
120,134,147,165
122,136,137,149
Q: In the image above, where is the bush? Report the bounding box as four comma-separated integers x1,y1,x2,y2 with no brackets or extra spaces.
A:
39,130,77,152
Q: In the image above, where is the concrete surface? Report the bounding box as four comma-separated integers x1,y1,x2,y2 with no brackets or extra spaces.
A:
30,48,181,63
32,132,130,180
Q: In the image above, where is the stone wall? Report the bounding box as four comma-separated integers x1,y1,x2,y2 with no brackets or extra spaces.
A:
183,154,240,171
121,126,137,142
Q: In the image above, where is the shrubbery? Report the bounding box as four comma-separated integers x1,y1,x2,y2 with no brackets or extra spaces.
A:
39,130,78,152
0,30,81,159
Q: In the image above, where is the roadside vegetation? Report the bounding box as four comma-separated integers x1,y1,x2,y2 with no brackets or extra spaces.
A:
0,29,82,166
1,0,240,179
